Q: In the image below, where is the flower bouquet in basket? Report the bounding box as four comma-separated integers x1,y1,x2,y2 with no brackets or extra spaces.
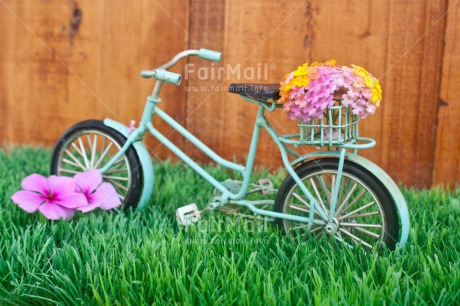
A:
278,60,382,146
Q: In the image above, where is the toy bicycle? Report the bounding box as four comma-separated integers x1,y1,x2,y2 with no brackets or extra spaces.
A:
50,49,409,250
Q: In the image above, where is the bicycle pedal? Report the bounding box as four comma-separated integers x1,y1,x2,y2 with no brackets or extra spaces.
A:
176,203,201,226
258,178,274,195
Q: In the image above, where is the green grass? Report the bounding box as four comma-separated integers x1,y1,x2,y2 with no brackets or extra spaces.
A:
0,147,459,305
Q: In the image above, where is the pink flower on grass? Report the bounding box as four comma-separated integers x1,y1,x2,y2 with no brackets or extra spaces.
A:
11,170,121,220
75,170,121,212
11,174,87,220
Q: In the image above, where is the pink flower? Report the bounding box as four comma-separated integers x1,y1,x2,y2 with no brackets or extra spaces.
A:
11,174,87,220
75,170,121,212
280,63,381,121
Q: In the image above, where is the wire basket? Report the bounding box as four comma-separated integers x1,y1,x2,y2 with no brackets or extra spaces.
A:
298,105,359,146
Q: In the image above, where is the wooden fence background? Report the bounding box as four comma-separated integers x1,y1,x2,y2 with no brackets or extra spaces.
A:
0,0,459,188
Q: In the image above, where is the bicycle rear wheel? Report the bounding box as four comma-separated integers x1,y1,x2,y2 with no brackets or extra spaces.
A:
274,158,399,250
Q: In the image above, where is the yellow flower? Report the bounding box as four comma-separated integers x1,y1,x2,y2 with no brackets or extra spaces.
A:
375,80,382,92
311,59,336,67
293,63,309,77
371,79,382,106
324,59,336,66
351,64,370,79
364,77,374,88
279,62,314,102
293,75,309,87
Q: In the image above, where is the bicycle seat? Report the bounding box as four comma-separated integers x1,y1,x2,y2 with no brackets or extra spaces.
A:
229,83,280,101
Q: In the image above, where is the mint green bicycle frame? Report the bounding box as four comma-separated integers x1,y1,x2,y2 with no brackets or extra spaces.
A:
99,49,409,246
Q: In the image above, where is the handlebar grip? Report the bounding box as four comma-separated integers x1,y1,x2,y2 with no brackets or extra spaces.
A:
140,69,182,85
198,48,222,62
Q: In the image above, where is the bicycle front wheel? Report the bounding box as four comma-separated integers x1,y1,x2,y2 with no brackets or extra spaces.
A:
274,158,399,250
50,120,142,210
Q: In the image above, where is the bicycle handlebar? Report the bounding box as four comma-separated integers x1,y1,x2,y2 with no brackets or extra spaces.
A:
158,48,222,71
140,69,182,85
197,48,222,62
142,49,221,88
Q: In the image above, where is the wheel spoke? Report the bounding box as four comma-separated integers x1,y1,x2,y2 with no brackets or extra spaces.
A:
58,168,80,175
297,224,323,239
86,134,93,154
314,230,323,239
64,149,86,170
102,175,129,181
77,137,90,169
107,178,128,192
70,142,84,160
317,174,331,204
342,211,380,220
310,178,329,219
62,158,83,169
104,167,128,174
330,174,336,206
353,226,381,239
90,134,98,168
336,230,343,240
335,182,358,216
339,201,376,220
102,156,126,171
339,227,373,249
292,192,311,208
112,157,125,166
309,225,323,234
340,222,382,229
101,136,106,154
289,203,310,213
339,188,366,215
292,192,327,220
94,142,114,169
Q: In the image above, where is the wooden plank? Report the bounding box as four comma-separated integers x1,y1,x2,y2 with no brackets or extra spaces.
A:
377,0,448,187
0,0,70,146
185,0,312,171
66,0,189,160
184,0,228,164
0,1,17,144
433,0,460,186
64,0,104,137
0,0,189,162
138,0,189,160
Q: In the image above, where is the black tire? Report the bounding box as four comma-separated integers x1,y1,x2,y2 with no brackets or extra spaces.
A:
274,158,399,250
50,120,142,210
